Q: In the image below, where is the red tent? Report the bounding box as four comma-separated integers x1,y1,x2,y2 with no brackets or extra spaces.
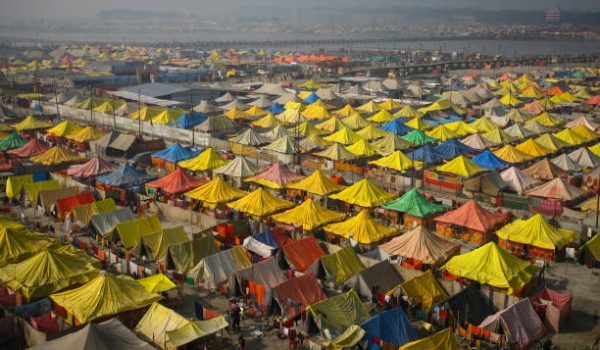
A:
545,86,564,96
145,167,205,195
66,155,117,178
56,192,95,220
7,139,49,158
586,95,600,105
272,273,326,319
434,199,506,233
281,236,325,272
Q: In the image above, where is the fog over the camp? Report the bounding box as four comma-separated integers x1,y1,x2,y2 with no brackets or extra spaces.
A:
1,0,599,19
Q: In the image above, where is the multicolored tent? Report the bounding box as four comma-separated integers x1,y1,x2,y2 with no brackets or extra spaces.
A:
177,148,228,172
329,178,395,207
146,167,205,195
245,163,303,189
324,209,399,244
383,188,446,218
29,146,84,165
185,177,247,207
227,187,294,217
272,198,345,231
442,242,540,294
379,226,459,265
286,170,344,196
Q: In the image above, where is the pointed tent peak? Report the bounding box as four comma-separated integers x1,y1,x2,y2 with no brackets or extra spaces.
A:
68,125,106,143
504,123,534,140
523,159,568,181
525,177,585,201
356,100,381,114
377,98,402,111
383,188,446,218
371,133,413,155
568,147,600,169
554,128,587,146
315,116,350,133
482,127,515,145
496,213,577,250
572,124,600,142
313,142,358,161
369,150,423,171
177,148,228,172
345,138,381,157
525,120,554,135
435,199,505,233
286,170,345,196
526,112,562,127
323,127,364,145
334,104,360,117
467,117,499,133
228,128,268,146
66,155,117,178
299,132,331,151
261,124,291,141
145,167,206,194
426,124,460,142
213,156,263,178
404,116,431,130
493,144,532,164
329,177,396,207
289,120,324,137
342,113,373,130
224,106,251,120
402,129,437,145
251,112,282,128
472,149,511,170
29,146,84,165
535,133,570,152
47,120,83,138
271,198,345,231
185,176,247,207
500,166,542,195
357,125,390,140
324,209,399,244
226,187,294,217
515,138,553,158
6,138,49,157
379,225,459,265
394,105,424,119
368,109,396,123
245,105,268,117
245,163,303,189
262,135,298,154
460,133,492,150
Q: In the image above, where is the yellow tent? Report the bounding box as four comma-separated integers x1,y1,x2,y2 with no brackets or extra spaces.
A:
315,117,350,133
482,127,515,145
356,101,380,114
113,215,163,249
538,99,556,110
251,113,282,128
399,328,460,350
245,105,267,117
286,170,345,196
178,148,228,171
369,150,422,171
302,104,331,120
300,132,331,151
445,121,477,137
29,146,84,165
345,139,380,157
435,155,486,177
394,270,449,312
342,113,373,129
71,198,117,224
417,99,465,115
426,125,458,141
572,125,600,142
6,174,33,199
590,142,600,157
493,145,533,163
23,179,60,203
289,121,324,137
499,94,523,106
442,242,539,294
129,106,166,121
138,273,177,293
329,178,395,207
519,86,545,99
550,92,578,104
554,128,587,146
577,232,600,262
308,99,334,110
93,100,125,114
535,133,570,151
284,101,304,111
0,245,99,299
223,106,250,120
75,97,109,110
324,210,399,244
313,142,357,161
152,108,187,124
11,116,52,132
394,105,424,118
526,112,562,127
356,125,389,140
378,98,402,111
0,226,53,267
142,226,189,261
227,187,294,217
50,273,163,324
323,325,366,350
135,302,189,349
467,117,499,132
300,79,326,89
47,121,83,138
496,213,577,250
333,104,359,117
297,90,313,100
367,109,396,123
323,127,363,145
272,198,345,231
515,138,553,157
68,126,106,143
276,109,303,124
185,177,247,207
405,116,430,130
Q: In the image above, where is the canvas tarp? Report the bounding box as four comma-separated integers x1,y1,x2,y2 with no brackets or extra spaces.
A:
272,198,345,231
153,202,224,233
71,198,117,225
281,236,325,272
113,214,163,249
243,234,278,258
434,199,505,233
29,318,155,350
11,116,52,132
523,159,568,181
166,316,228,347
383,188,446,218
394,270,449,312
146,167,205,195
524,177,585,201
152,144,199,163
178,148,228,172
319,245,365,286
0,226,53,267
29,147,84,165
49,273,163,324
90,208,136,237
529,288,572,333
272,273,326,319
135,302,195,349
185,177,247,207
379,226,460,265
245,163,303,189
446,284,493,325
329,178,395,207
189,245,251,289
399,328,460,350
313,142,357,161
501,166,542,195
479,298,547,350
496,213,577,250
96,164,155,188
442,242,540,294
213,156,264,178
343,261,403,300
6,174,33,198
66,155,117,178
324,210,399,244
322,325,366,350
286,170,344,196
369,150,422,171
38,187,79,212
6,138,49,158
138,273,177,293
361,307,418,348
56,192,95,219
24,180,61,204
306,290,371,335
227,187,294,217
142,225,189,261
235,257,287,307
168,235,219,273
435,155,486,177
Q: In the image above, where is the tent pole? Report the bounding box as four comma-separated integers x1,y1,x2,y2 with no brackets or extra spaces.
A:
595,174,600,228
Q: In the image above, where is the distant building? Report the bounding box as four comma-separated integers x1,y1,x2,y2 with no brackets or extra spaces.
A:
545,7,561,23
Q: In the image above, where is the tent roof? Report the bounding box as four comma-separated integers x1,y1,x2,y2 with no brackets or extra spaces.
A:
272,273,326,319
361,307,418,348
402,129,437,145
554,128,587,146
0,132,27,151
313,142,357,161
286,170,345,196
29,146,84,165
497,213,577,250
146,167,205,194
213,156,264,178
433,138,476,160
482,127,515,145
307,290,370,333
281,236,325,272
515,138,553,157
379,119,413,136
472,150,510,170
569,147,600,168
435,155,486,177
524,177,585,201
379,226,459,265
272,198,345,231
434,199,505,232
323,127,363,145
329,178,395,207
185,177,246,206
493,145,533,164
398,270,449,312
500,166,541,195
406,144,445,164
399,328,461,350
96,164,155,188
6,138,49,157
369,150,422,171
342,113,372,129
535,133,570,151
523,159,568,181
172,112,207,129
504,123,534,140
345,138,380,157
227,187,294,217
11,116,52,131
245,163,303,189
67,126,105,143
262,135,298,154
371,134,413,155
442,242,540,293
251,113,282,128
229,128,268,146
383,188,446,218
66,155,117,178
178,148,228,172
324,210,399,244
49,273,163,324
152,144,199,163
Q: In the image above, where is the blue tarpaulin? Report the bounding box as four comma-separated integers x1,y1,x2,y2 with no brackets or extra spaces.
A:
361,307,418,348
379,119,413,135
406,144,445,164
434,138,476,160
303,92,320,104
172,112,207,129
269,103,285,114
253,230,280,250
96,164,155,188
152,144,199,163
472,149,511,170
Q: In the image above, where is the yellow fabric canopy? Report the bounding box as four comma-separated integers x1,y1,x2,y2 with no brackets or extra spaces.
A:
329,178,395,207
272,198,345,231
356,101,380,114
345,139,380,157
286,170,345,196
135,302,190,349
526,112,562,127
71,198,117,224
315,117,350,133
369,150,422,171
341,113,372,129
227,187,294,217
302,104,331,120
483,127,515,145
185,177,247,207
245,105,267,117
396,270,449,312
435,155,485,177
356,125,389,140
418,99,465,115
442,242,540,294
0,225,53,267
113,214,163,249
11,116,52,132
426,125,458,141
224,106,250,120
378,98,402,111
313,143,357,161
323,127,363,145
24,179,61,203
47,121,83,138
324,209,399,244
499,94,523,106
6,174,33,198
468,117,499,132
405,116,430,130
29,146,84,165
67,126,106,143
50,273,163,324
572,125,600,142
493,145,533,163
554,128,587,145
129,106,166,121
138,273,177,293
367,110,396,123
252,113,282,128
333,104,359,117
515,138,552,157
395,105,424,118
142,226,190,261
399,328,460,350
178,148,228,171
444,121,477,137
290,121,324,137
535,133,570,151
496,213,577,250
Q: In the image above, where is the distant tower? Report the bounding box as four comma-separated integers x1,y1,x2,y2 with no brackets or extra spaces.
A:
545,6,561,23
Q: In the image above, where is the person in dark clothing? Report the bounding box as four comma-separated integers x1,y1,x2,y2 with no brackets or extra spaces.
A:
231,305,241,332
238,334,246,350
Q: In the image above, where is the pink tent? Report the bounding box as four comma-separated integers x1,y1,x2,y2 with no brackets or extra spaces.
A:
7,139,49,158
145,167,206,194
66,155,117,178
529,288,572,333
245,163,303,189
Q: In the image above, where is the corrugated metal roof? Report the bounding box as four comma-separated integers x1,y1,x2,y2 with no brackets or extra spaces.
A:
119,82,190,98
106,90,185,107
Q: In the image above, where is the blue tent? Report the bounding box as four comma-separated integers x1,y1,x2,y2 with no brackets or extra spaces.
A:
434,138,476,160
269,103,285,114
466,116,478,123
303,92,320,104
472,150,511,170
406,144,445,164
253,230,280,250
361,307,418,348
152,144,199,163
96,164,155,188
172,112,207,129
422,118,439,127
379,119,413,135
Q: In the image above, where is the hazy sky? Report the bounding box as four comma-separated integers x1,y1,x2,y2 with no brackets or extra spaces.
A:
2,0,599,19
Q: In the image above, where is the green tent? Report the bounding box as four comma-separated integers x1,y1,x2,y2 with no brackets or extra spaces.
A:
383,188,447,218
0,132,27,151
402,129,437,145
